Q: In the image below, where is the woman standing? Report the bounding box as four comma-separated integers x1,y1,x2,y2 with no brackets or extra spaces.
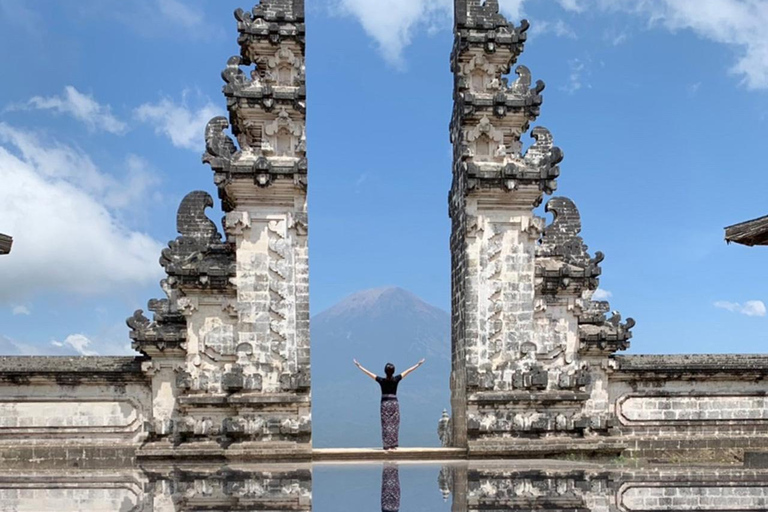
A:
353,358,425,450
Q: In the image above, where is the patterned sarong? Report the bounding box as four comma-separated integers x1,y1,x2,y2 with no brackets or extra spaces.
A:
380,397,400,450
381,463,401,512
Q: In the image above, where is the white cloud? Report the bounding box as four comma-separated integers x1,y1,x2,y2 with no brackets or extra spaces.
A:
335,0,527,67
11,305,30,316
589,0,768,90
498,0,528,21
687,81,702,97
0,123,163,304
531,19,577,39
156,0,204,29
52,334,98,356
558,0,584,12
714,300,767,317
561,57,591,94
337,0,768,90
604,26,630,46
23,86,127,135
73,0,212,39
0,0,43,36
0,124,158,210
135,91,220,151
593,289,613,300
335,0,451,67
1,324,137,356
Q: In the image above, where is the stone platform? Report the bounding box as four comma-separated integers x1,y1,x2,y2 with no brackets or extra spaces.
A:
312,447,467,462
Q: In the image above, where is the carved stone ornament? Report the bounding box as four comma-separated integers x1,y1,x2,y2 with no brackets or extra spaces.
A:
466,116,505,162
203,116,238,169
263,108,304,157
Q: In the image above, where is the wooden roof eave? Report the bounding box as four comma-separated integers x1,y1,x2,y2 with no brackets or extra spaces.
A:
725,215,768,246
0,234,12,255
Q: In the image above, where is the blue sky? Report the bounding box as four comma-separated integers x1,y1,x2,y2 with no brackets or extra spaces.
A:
0,0,767,356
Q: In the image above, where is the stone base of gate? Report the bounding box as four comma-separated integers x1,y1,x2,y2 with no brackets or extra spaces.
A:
467,438,628,459
137,441,313,462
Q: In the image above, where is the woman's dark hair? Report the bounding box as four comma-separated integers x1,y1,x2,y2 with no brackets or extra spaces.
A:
385,363,395,380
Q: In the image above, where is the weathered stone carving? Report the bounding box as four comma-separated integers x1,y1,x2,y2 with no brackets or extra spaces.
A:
447,0,633,453
205,9,308,213
124,0,311,459
128,191,236,359
204,116,238,164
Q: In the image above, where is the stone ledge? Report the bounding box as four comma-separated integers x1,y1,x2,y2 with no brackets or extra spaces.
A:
178,393,310,406
468,438,628,458
0,444,137,469
0,357,148,384
138,442,312,462
469,391,590,403
613,355,768,377
0,356,146,374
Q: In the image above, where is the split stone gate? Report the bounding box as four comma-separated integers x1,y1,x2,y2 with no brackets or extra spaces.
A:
1,0,768,463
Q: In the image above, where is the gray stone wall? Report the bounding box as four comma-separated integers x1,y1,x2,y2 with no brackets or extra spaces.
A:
607,355,768,458
0,357,151,467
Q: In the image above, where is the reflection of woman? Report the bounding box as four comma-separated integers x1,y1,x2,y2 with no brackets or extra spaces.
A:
353,359,425,450
380,463,401,512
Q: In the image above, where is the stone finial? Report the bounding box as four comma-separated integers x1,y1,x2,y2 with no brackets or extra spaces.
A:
579,309,636,355
126,310,151,333
157,192,235,290
221,56,246,86
248,0,304,21
203,117,238,167
126,306,187,354
235,1,306,50
438,409,452,447
509,65,545,96
437,466,453,501
539,197,589,265
177,191,219,239
455,0,515,29
536,197,604,296
524,127,564,171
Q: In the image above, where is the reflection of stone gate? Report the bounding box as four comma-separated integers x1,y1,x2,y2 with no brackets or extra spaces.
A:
1,0,768,464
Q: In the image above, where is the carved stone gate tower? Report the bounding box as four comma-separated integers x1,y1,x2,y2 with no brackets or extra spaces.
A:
448,0,634,455
128,0,311,459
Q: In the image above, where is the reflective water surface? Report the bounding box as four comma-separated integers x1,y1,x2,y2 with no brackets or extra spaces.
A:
1,461,768,511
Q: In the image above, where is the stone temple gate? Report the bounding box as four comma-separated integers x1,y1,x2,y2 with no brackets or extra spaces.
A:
1,0,768,464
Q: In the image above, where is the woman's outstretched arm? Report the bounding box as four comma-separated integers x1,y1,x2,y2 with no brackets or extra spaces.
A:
353,359,377,380
400,358,425,379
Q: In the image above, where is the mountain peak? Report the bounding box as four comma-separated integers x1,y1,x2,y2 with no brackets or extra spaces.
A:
316,287,444,321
